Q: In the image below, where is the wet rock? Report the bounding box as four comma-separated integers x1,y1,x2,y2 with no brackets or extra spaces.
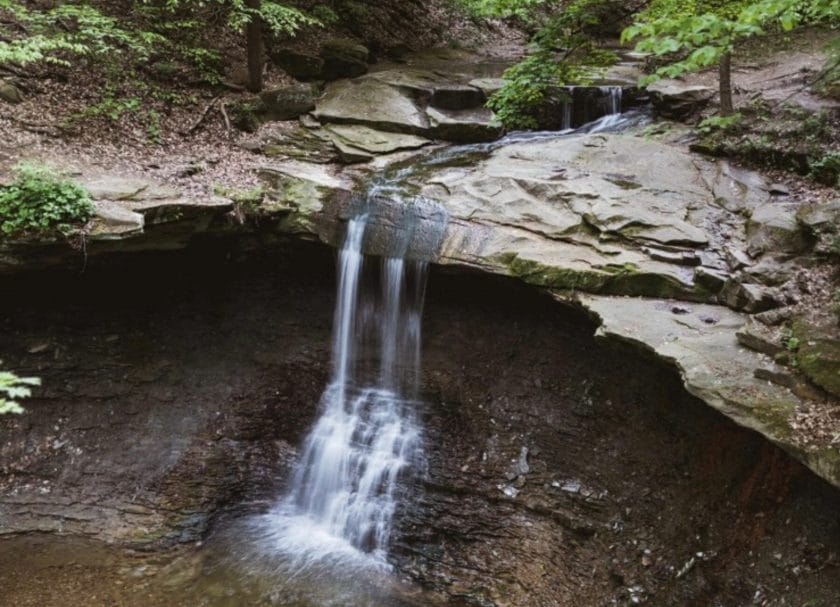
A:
0,79,23,104
320,38,369,80
746,203,813,256
647,80,714,119
271,48,324,81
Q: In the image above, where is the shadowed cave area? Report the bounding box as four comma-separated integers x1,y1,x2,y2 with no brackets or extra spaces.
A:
1,241,839,607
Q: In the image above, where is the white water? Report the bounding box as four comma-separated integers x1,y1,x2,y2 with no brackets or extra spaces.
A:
263,214,428,568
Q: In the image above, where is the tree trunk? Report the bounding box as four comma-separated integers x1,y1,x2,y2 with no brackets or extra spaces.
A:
719,51,733,116
245,0,264,93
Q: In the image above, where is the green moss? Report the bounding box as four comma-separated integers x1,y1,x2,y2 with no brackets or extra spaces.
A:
793,320,840,397
500,254,711,300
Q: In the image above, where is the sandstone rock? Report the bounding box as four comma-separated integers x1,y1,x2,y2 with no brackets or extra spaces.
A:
746,202,813,256
797,199,840,255
720,279,779,313
259,127,338,164
271,48,324,81
469,78,506,98
89,203,145,239
427,106,503,143
231,84,318,132
647,80,714,119
794,319,840,398
257,84,317,121
736,319,784,357
313,78,429,133
323,124,430,156
581,294,839,489
431,85,485,110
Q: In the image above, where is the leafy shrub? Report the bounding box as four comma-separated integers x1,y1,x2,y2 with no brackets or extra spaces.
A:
809,151,840,187
0,164,94,237
0,365,40,415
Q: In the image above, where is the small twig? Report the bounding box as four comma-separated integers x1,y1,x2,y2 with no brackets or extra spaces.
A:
219,101,232,137
183,94,221,135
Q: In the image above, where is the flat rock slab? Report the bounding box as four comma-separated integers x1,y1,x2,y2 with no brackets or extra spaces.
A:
312,72,503,144
313,78,430,133
324,124,430,155
410,133,764,300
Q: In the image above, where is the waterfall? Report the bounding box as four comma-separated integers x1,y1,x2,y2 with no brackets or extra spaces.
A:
264,204,434,567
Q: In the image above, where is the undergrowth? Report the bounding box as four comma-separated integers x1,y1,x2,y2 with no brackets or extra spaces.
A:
0,164,94,237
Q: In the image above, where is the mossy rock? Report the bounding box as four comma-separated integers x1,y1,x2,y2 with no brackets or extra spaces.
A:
794,319,840,398
320,38,369,80
271,48,324,81
230,84,317,132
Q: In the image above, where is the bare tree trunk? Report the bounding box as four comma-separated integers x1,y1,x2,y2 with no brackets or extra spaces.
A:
719,51,733,116
245,0,264,93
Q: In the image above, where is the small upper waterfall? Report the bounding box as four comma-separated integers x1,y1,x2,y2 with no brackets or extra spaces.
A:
262,193,445,568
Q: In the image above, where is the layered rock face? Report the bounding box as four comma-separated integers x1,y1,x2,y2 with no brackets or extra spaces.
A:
3,124,838,492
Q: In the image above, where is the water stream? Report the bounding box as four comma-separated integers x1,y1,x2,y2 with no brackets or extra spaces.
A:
257,199,441,573
256,90,639,570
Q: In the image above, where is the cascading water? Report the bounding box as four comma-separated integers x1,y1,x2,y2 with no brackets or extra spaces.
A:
259,195,442,570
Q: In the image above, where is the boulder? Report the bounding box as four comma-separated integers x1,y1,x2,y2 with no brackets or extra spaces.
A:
257,84,318,121
320,38,369,80
647,80,714,119
271,48,324,81
797,199,840,255
795,320,840,398
746,202,814,257
0,79,23,104
231,84,318,132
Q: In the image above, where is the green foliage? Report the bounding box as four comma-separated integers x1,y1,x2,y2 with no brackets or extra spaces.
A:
0,1,163,67
310,4,339,25
0,365,40,415
622,0,840,85
489,53,581,128
809,151,840,187
457,0,548,18
0,164,94,237
697,112,743,133
480,0,618,127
